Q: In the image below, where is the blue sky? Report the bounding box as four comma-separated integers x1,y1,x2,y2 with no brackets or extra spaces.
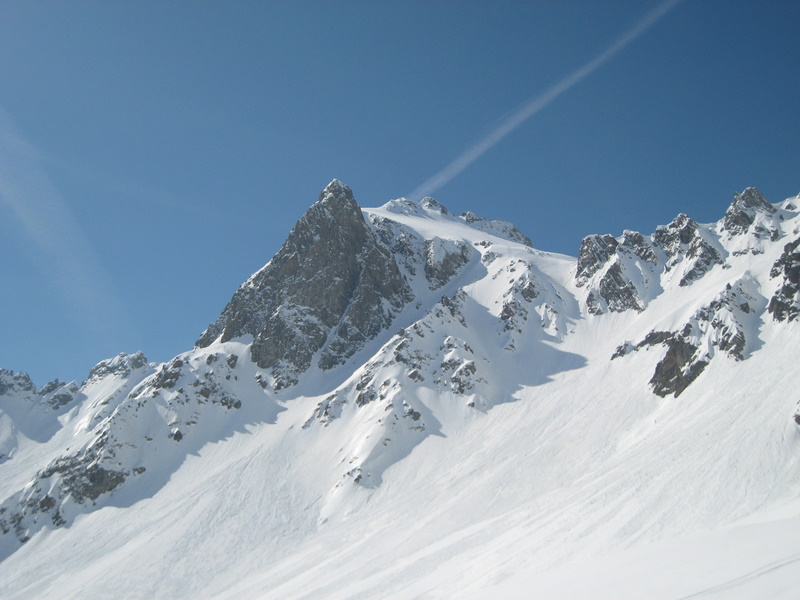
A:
1,1,798,385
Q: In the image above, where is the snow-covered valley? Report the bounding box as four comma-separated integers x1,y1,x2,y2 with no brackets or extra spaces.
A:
1,181,799,598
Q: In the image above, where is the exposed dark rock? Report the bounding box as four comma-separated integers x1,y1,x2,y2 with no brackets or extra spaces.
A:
649,337,708,398
437,293,468,327
84,352,148,384
623,278,760,397
38,379,64,396
0,369,36,397
500,271,539,331
14,451,130,514
576,232,653,314
424,238,472,290
722,187,776,236
47,390,77,410
619,230,658,263
576,234,619,285
626,327,707,397
355,373,377,407
653,214,722,286
768,236,800,322
597,263,644,313
611,341,633,360
220,397,241,410
304,392,346,427
450,361,477,394
151,364,182,390
404,406,422,421
196,181,413,387
637,331,674,348
369,214,426,276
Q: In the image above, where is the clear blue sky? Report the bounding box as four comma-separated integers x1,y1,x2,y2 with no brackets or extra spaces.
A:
1,1,798,385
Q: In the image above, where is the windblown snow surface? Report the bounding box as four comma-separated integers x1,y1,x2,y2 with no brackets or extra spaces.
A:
1,186,799,599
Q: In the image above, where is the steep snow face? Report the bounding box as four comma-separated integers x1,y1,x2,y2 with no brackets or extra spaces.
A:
1,183,800,600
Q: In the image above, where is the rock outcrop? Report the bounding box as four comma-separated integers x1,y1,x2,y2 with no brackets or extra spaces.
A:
768,236,800,322
613,276,763,397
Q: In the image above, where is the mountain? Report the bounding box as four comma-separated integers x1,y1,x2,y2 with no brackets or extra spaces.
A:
1,180,799,599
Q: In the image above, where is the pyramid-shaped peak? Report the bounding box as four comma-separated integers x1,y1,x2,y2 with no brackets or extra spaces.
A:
322,178,351,195
316,179,359,210
196,181,411,386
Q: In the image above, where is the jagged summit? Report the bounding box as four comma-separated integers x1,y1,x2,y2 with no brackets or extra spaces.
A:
722,186,777,237
732,186,773,213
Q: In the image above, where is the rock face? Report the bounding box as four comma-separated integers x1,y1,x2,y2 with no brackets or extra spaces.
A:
768,236,800,322
652,213,723,287
722,187,778,239
196,180,413,388
424,238,473,290
613,276,763,397
0,370,37,399
576,231,657,314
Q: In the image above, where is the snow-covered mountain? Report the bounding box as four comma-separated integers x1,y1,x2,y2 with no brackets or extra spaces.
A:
1,180,799,599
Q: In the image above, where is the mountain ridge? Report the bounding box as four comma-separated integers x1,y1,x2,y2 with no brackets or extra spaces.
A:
1,181,799,598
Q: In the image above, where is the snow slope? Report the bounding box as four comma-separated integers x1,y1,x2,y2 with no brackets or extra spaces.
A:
1,182,799,599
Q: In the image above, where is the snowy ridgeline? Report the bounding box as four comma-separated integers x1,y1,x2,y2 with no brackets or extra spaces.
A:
1,180,799,599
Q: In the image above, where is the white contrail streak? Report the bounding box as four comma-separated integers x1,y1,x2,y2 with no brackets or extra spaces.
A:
408,0,684,200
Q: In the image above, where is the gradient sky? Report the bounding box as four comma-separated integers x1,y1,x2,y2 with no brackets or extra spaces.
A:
1,1,799,385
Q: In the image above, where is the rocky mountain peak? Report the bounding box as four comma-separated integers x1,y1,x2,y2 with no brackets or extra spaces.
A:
722,187,777,236
196,181,413,388
575,232,653,315
653,214,723,286
732,187,772,212
654,213,696,246
0,369,36,397
315,179,360,213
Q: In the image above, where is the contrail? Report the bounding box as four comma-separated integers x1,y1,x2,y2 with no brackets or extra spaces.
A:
408,0,684,200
